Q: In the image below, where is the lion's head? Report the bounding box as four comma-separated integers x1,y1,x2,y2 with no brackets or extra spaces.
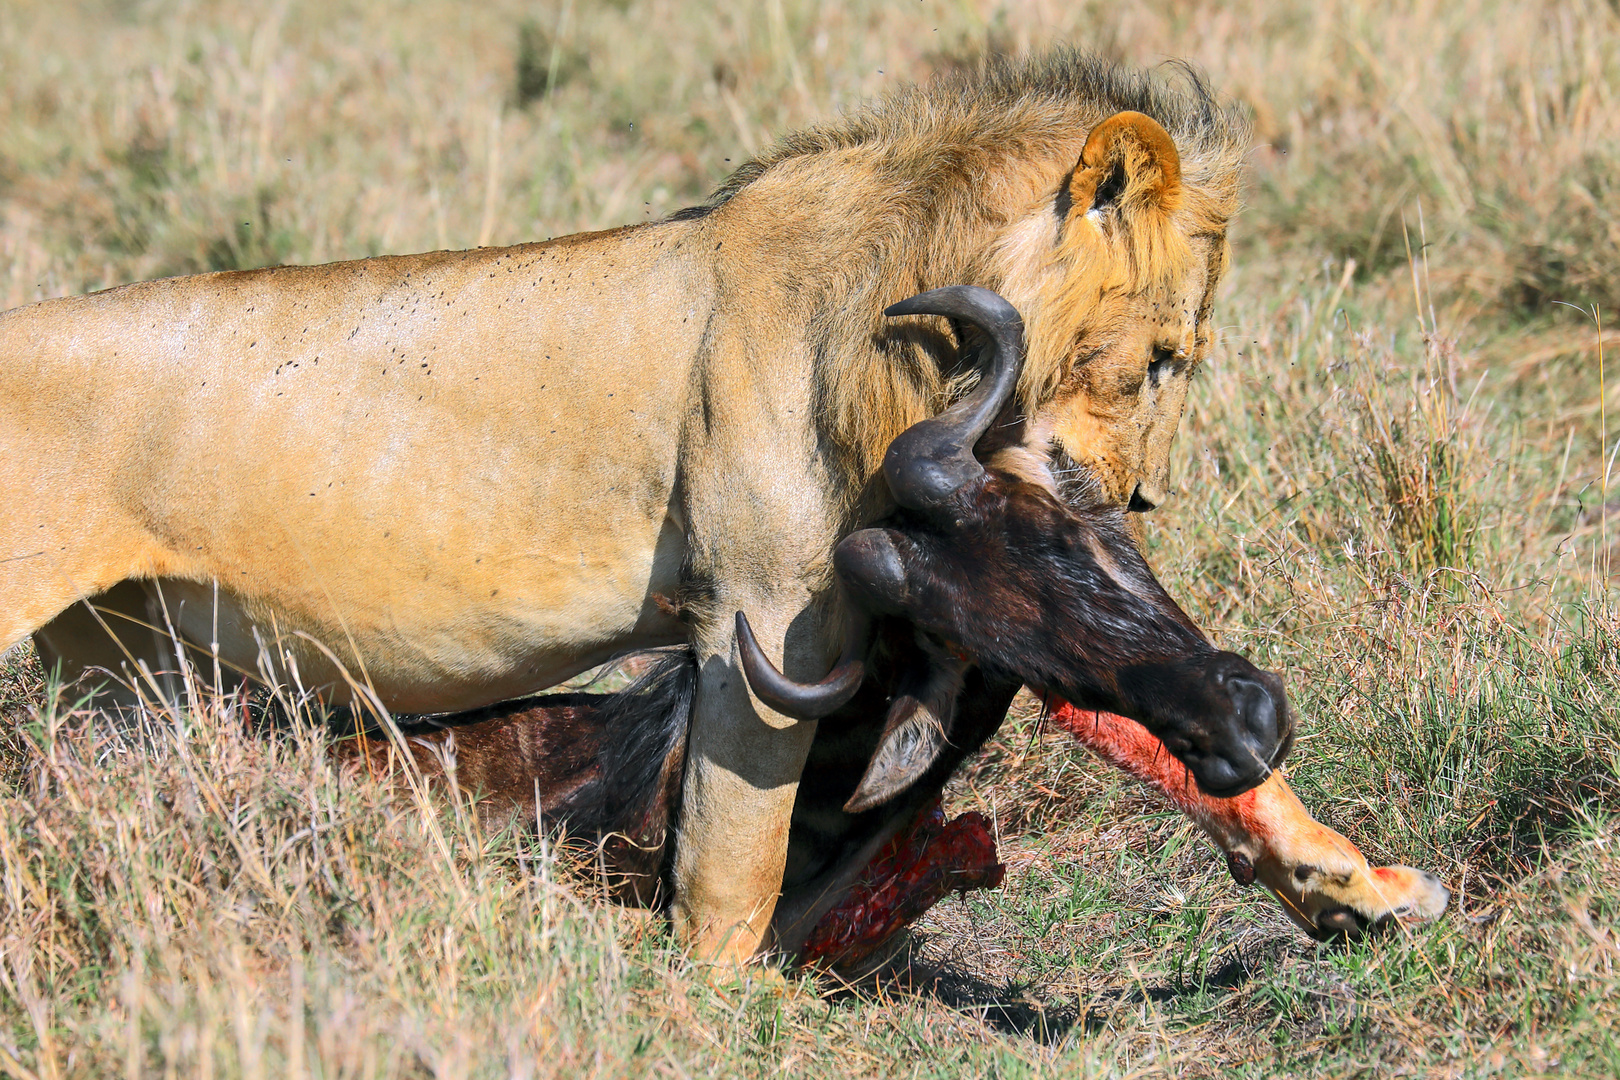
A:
993,108,1239,510
697,51,1248,517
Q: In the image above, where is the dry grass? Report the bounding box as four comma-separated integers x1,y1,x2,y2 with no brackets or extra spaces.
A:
3,0,1620,1075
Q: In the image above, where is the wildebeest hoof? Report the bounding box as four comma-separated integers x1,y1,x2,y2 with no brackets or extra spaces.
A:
1312,905,1366,939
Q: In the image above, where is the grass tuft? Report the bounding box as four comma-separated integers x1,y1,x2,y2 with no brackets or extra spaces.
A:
1354,339,1479,575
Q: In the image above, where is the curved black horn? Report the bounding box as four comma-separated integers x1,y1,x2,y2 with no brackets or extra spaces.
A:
734,610,869,721
882,285,1025,511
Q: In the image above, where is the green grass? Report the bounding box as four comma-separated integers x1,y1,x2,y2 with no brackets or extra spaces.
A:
4,0,1620,1075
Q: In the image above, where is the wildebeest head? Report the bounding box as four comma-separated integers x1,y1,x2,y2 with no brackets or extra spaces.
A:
738,286,1293,805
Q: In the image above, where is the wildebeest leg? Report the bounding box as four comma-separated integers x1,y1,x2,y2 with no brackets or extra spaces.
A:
1051,703,1449,939
672,595,827,971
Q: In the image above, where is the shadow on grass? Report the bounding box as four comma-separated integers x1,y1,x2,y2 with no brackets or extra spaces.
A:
826,933,1263,1045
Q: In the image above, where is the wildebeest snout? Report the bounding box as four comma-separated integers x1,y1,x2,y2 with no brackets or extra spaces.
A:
1117,652,1293,799
1219,657,1293,764
1190,654,1293,797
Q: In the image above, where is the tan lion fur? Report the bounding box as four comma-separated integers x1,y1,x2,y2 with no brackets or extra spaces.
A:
1,51,1250,968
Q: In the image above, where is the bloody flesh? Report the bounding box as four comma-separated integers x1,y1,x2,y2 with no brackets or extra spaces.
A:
799,799,1005,966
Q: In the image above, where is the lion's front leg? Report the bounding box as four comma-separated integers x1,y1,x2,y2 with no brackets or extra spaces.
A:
671,597,824,973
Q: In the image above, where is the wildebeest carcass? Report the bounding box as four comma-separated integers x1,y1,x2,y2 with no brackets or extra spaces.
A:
341,662,1447,967
340,288,1440,966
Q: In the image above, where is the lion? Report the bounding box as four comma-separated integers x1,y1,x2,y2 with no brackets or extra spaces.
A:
0,51,1255,970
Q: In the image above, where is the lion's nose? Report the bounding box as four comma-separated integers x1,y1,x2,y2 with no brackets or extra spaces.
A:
1128,481,1165,512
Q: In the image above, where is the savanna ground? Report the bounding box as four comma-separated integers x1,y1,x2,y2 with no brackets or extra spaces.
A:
2,0,1619,1075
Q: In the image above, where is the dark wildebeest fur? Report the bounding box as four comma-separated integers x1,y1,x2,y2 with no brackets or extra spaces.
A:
826,478,1293,805
348,655,695,905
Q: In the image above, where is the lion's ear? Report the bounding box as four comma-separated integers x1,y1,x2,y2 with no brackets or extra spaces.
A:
1068,111,1182,218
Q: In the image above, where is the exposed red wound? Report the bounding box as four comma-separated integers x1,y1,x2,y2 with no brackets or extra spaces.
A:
1047,700,1256,810
800,798,1004,966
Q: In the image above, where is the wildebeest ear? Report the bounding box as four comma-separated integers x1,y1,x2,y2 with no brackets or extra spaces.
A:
1068,111,1182,218
843,695,949,814
843,651,969,814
